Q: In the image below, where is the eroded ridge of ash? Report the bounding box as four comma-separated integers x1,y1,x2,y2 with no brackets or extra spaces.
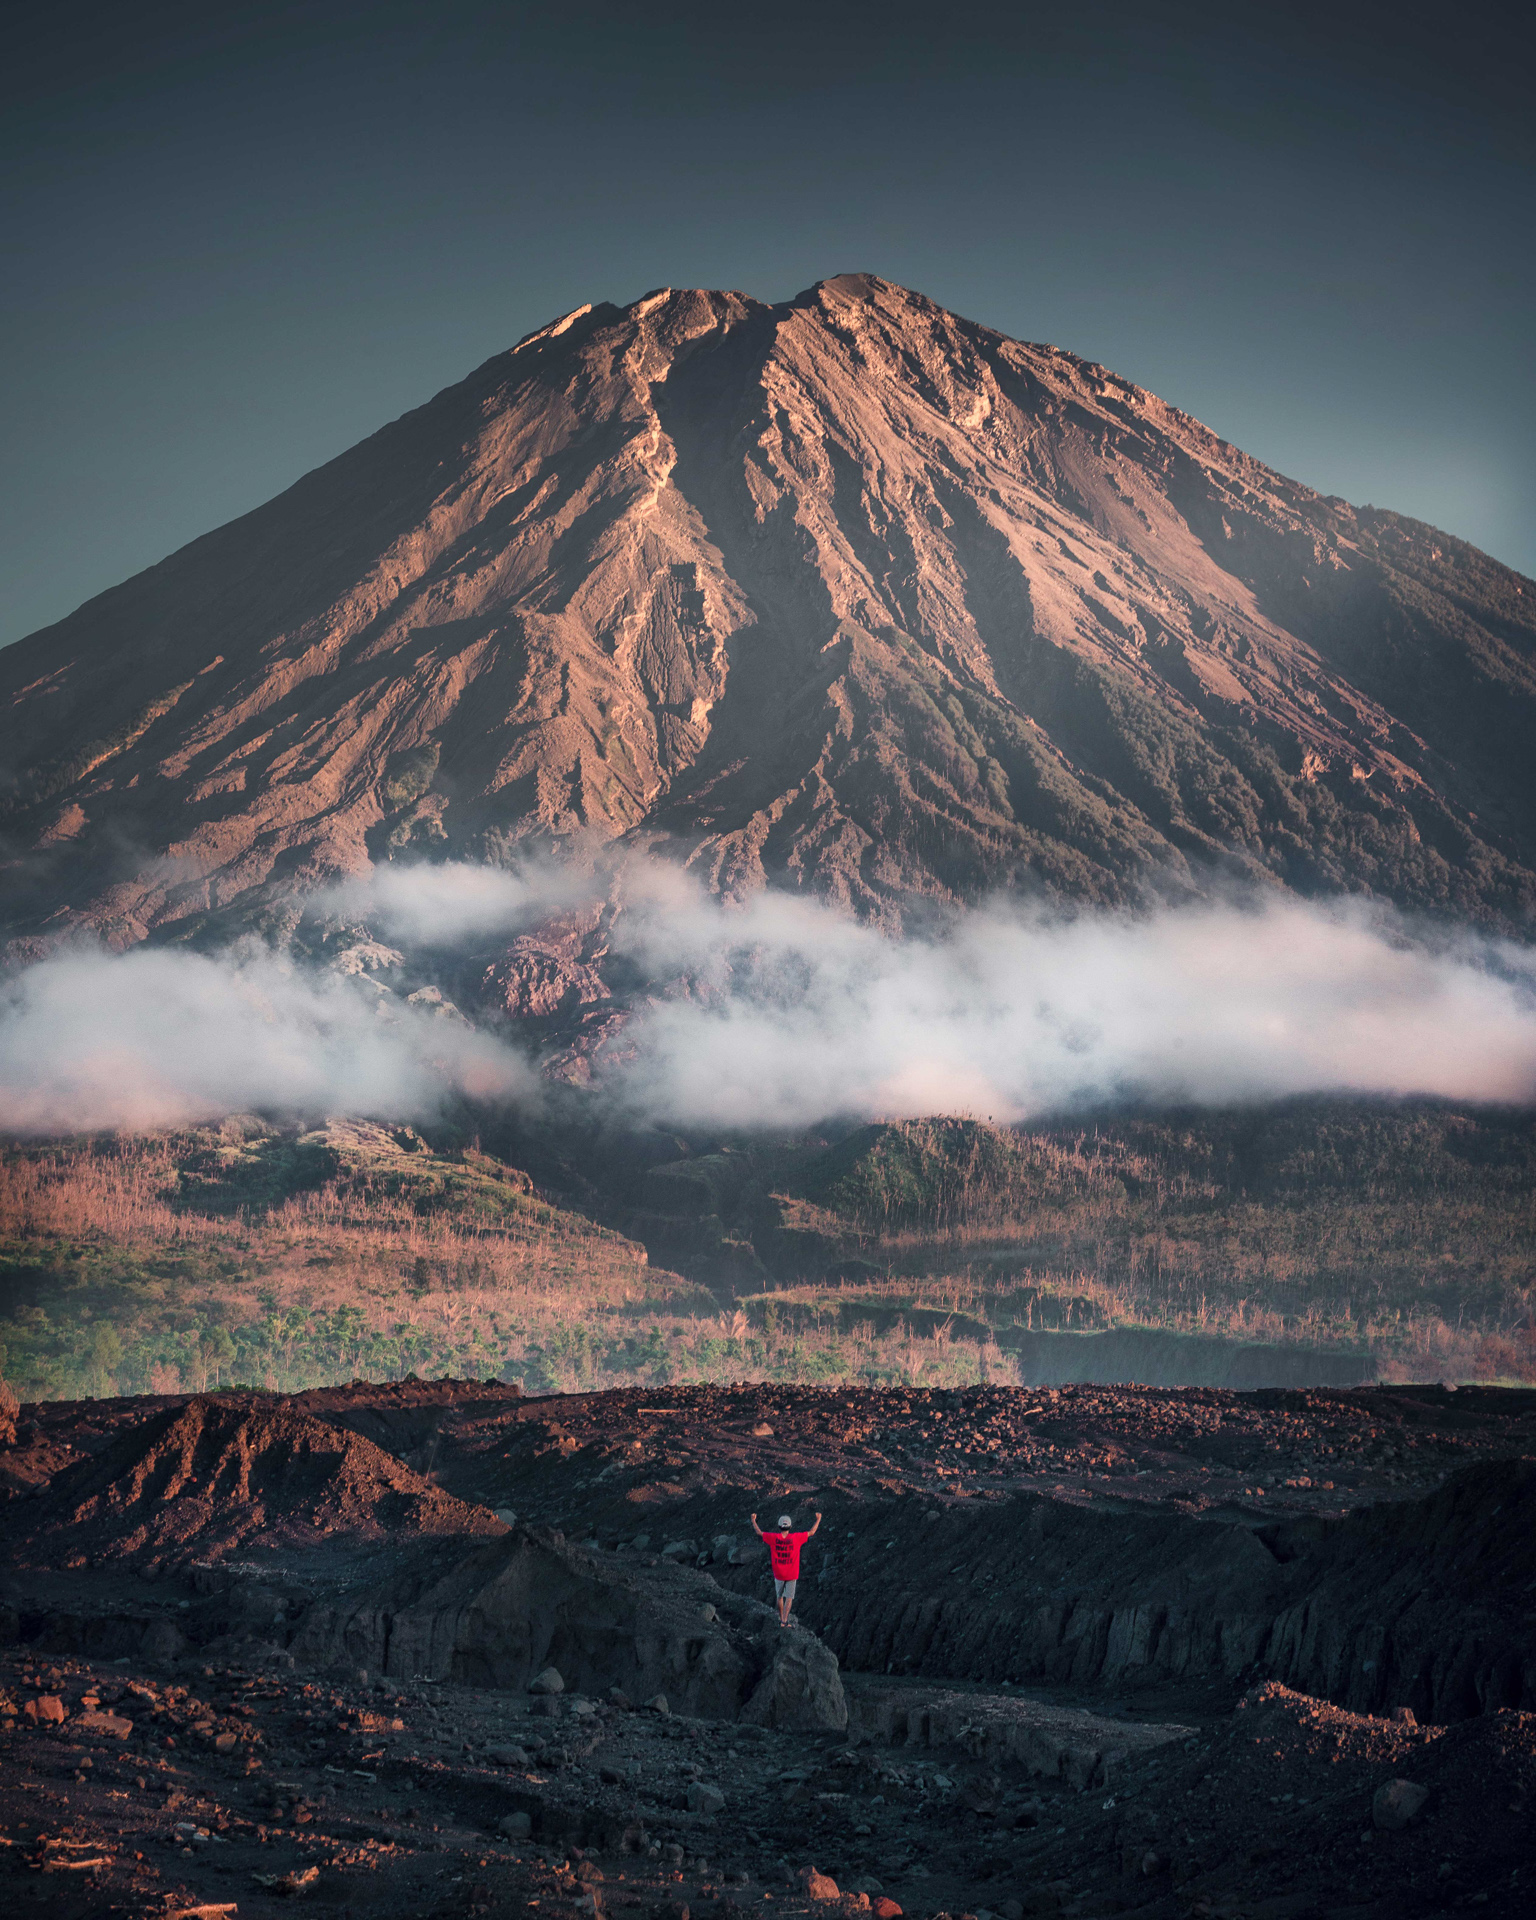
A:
1,1377,1534,1919
7,1395,509,1574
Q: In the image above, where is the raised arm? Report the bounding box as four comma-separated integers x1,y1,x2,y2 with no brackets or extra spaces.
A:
808,1511,823,1536
749,1511,760,1535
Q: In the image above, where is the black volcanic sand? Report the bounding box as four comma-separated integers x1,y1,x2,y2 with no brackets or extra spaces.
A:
2,1378,1535,1919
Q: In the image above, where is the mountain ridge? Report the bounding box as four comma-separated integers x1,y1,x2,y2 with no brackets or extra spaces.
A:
4,272,1535,955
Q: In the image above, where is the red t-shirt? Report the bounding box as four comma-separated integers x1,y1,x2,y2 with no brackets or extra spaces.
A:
764,1530,810,1578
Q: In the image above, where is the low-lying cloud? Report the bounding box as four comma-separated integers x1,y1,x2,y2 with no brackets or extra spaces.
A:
0,943,533,1134
602,881,1536,1124
4,858,1536,1135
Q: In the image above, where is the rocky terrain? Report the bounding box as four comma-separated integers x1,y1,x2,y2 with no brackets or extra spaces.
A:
2,1378,1533,1918
3,274,1535,980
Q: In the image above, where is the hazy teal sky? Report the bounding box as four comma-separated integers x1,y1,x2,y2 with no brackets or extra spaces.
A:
3,0,1531,648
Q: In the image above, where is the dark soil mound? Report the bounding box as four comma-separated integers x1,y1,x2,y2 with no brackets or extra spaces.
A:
3,1395,504,1570
290,1374,525,1474
1016,1679,1536,1913
293,1522,847,1728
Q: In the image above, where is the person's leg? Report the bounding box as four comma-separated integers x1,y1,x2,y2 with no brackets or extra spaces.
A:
780,1577,797,1625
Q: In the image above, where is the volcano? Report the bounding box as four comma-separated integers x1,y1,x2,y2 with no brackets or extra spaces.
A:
4,273,1534,950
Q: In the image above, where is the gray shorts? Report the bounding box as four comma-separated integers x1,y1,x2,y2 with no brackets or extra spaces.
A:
774,1577,798,1601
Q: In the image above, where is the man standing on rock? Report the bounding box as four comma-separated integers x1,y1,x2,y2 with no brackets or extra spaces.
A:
750,1508,821,1627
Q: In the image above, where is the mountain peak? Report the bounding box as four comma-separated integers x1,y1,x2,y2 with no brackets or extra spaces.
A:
2,280,1534,953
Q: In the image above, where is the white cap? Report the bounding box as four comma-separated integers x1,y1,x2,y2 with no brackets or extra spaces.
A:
778,1514,793,1527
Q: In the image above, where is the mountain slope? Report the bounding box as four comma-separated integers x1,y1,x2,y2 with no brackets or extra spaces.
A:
4,272,1535,949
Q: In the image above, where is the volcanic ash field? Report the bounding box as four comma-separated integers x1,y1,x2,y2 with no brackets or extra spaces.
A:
1,1377,1534,1919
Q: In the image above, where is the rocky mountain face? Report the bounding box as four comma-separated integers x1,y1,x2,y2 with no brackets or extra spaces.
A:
4,272,1535,957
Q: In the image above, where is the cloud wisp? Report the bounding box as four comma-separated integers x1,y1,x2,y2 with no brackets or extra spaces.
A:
0,942,534,1134
3,858,1536,1135
600,881,1536,1125
315,861,593,947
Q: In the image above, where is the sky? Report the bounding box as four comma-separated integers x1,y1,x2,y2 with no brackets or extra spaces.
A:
3,0,1531,651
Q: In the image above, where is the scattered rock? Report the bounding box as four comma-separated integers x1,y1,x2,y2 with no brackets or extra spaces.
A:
687,1782,726,1814
872,1902,903,1919
530,1667,565,1695
24,1695,67,1724
799,1868,840,1901
646,1693,670,1715
254,1864,322,1895
499,1811,533,1839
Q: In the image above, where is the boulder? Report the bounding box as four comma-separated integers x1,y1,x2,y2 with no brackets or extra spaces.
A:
24,1695,66,1724
742,1632,848,1732
687,1782,726,1814
529,1667,565,1695
1373,1779,1430,1830
800,1869,840,1901
140,1620,187,1664
498,1811,533,1839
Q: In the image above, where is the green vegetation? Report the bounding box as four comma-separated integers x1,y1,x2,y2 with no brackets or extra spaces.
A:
22,680,194,807
0,1120,704,1402
4,1097,1533,1405
0,1119,1011,1405
381,741,441,813
749,1104,1536,1380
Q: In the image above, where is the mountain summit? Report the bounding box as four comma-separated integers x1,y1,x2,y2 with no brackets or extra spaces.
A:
4,274,1534,948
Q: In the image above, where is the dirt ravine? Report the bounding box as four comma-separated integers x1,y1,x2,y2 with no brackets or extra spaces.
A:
1,1377,1533,1918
